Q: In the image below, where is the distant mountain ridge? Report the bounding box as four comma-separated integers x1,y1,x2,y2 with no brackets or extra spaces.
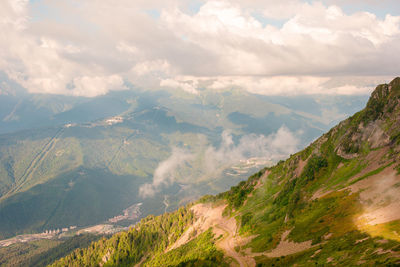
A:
51,78,400,266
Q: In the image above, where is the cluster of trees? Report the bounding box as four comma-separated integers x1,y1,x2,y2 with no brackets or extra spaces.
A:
145,229,227,267
274,155,328,218
219,169,265,210
51,207,194,266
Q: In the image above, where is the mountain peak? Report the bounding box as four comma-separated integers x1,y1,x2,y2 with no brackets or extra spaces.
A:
369,77,400,102
321,77,400,157
361,77,400,124
389,76,400,89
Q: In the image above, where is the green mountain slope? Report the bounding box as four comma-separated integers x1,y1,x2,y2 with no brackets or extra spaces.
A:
51,78,400,266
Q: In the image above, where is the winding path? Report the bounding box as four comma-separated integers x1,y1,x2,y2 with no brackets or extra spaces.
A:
214,223,254,267
187,204,256,267
168,203,315,266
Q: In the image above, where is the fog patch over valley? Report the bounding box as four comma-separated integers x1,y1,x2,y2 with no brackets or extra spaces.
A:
204,126,300,173
139,147,194,198
140,126,300,198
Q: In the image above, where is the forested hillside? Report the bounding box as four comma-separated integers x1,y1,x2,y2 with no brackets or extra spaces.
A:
50,207,228,266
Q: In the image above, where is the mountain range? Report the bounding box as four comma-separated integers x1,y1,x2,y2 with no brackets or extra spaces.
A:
49,77,400,266
0,74,368,240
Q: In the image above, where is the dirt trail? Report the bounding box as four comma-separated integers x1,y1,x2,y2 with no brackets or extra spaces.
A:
133,255,147,267
213,218,255,267
169,203,316,266
168,203,255,266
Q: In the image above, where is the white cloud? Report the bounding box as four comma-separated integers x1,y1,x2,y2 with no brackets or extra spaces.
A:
160,75,377,96
132,60,171,76
160,78,199,94
204,127,300,173
208,76,330,95
139,147,194,198
162,1,400,75
140,127,300,198
0,0,28,30
72,75,125,97
0,0,399,96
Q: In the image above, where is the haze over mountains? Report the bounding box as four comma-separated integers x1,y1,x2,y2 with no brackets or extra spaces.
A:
0,69,369,239
1,0,400,266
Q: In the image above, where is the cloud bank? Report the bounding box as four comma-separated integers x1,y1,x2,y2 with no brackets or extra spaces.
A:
140,126,299,198
204,127,300,173
0,0,399,96
139,147,194,198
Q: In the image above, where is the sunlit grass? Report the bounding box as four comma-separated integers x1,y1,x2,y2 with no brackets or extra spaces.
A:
355,218,400,242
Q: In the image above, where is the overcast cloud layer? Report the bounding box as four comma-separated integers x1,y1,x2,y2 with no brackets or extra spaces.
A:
0,0,399,97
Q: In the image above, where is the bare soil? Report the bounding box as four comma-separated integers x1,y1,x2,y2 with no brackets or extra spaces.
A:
263,230,313,258
349,165,400,226
168,203,255,266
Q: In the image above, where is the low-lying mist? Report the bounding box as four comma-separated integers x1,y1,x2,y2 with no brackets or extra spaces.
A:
139,126,300,198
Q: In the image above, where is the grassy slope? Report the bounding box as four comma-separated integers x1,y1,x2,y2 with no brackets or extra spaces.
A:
222,78,400,266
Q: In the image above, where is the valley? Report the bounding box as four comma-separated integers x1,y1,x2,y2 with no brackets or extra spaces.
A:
0,88,365,241
49,78,400,266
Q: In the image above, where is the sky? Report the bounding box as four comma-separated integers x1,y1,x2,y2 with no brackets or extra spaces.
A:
0,0,399,97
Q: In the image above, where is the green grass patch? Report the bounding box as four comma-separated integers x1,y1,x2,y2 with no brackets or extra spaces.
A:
325,159,365,189
289,191,360,244
218,169,265,210
255,230,400,266
396,164,400,175
359,220,400,242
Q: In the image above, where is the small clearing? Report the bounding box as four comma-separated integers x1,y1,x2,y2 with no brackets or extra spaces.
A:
255,170,270,190
294,157,308,178
311,187,332,200
246,170,270,201
263,230,313,258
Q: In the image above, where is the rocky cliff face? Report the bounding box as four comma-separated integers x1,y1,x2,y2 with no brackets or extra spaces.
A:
335,77,400,158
